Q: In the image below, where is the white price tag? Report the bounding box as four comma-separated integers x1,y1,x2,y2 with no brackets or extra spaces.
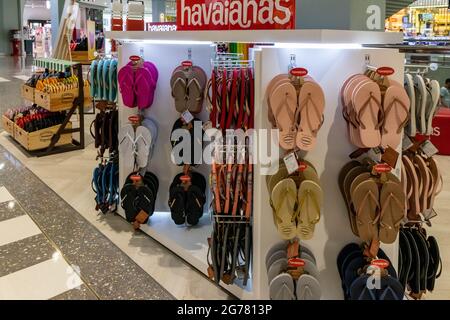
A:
420,140,439,158
203,121,213,131
181,110,194,124
283,152,298,175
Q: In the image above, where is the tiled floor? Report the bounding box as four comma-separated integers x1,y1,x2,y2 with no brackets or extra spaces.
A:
0,149,175,300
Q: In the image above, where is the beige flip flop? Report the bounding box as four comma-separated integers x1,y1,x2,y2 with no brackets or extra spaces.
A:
297,180,323,240
379,181,406,244
402,155,421,222
296,82,325,151
271,179,298,240
351,81,383,148
381,86,410,149
269,82,298,150
426,157,443,215
413,155,430,216
351,179,380,242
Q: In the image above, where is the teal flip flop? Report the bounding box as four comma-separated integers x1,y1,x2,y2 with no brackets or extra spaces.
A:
97,59,104,100
90,60,98,99
102,59,111,101
109,59,118,102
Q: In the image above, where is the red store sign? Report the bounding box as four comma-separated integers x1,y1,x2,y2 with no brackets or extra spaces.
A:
177,0,296,31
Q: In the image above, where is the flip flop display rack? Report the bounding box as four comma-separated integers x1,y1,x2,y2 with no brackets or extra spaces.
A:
3,58,88,156
107,29,433,299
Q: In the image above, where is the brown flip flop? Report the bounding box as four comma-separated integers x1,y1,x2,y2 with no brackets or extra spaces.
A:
296,81,325,151
343,165,370,237
379,181,406,244
351,179,380,242
413,155,430,216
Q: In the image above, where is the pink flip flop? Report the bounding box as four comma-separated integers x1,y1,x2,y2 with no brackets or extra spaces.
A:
296,82,325,151
269,82,297,150
134,66,154,110
351,81,383,148
118,65,136,108
381,86,410,149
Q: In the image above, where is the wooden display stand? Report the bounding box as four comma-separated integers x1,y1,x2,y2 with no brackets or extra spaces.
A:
35,85,90,112
2,116,15,138
14,123,73,151
21,85,35,103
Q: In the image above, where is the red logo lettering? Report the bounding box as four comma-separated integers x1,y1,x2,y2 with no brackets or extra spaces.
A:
288,258,305,268
290,68,308,77
129,55,141,62
376,67,395,76
374,163,392,173
177,0,296,31
371,259,390,269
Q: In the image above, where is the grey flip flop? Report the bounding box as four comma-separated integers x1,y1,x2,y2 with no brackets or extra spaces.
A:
267,258,288,284
296,274,322,300
266,250,288,272
270,273,296,300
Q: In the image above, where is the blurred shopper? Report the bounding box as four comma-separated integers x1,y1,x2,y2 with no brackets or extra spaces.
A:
440,79,450,107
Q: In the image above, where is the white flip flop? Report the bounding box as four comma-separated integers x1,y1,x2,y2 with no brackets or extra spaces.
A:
119,124,136,175
414,75,427,134
404,74,416,136
426,80,440,136
135,126,153,170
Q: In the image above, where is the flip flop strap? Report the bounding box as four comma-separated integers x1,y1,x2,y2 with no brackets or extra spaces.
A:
274,91,296,131
187,77,203,102
297,92,324,134
383,97,411,134
356,94,384,130
298,189,321,224
298,284,314,300
226,69,239,129
273,188,297,223
380,192,405,229
220,69,228,129
171,76,186,98
356,190,380,224
274,282,296,300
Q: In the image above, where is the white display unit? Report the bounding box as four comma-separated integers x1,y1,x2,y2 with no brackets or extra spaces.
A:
110,30,404,300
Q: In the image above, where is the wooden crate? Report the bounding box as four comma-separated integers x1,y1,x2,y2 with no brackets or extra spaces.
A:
35,85,91,112
2,115,15,138
14,122,73,151
21,85,35,102
71,51,95,64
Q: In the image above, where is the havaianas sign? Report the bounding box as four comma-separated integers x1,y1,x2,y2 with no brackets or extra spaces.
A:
177,0,296,31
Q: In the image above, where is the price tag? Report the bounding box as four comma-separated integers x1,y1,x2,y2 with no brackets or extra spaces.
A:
203,121,213,131
283,152,298,175
402,135,414,152
420,140,439,158
181,110,194,124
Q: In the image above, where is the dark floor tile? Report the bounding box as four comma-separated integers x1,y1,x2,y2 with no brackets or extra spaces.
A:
0,233,55,277
50,284,98,300
0,201,25,223
0,144,174,300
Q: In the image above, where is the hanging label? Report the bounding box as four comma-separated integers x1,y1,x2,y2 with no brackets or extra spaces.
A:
182,110,194,124
298,162,308,172
371,259,390,270
290,68,308,77
373,163,392,173
182,60,193,67
420,140,439,158
402,135,414,152
177,0,296,31
283,152,298,175
376,67,395,76
288,258,305,268
129,55,141,62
